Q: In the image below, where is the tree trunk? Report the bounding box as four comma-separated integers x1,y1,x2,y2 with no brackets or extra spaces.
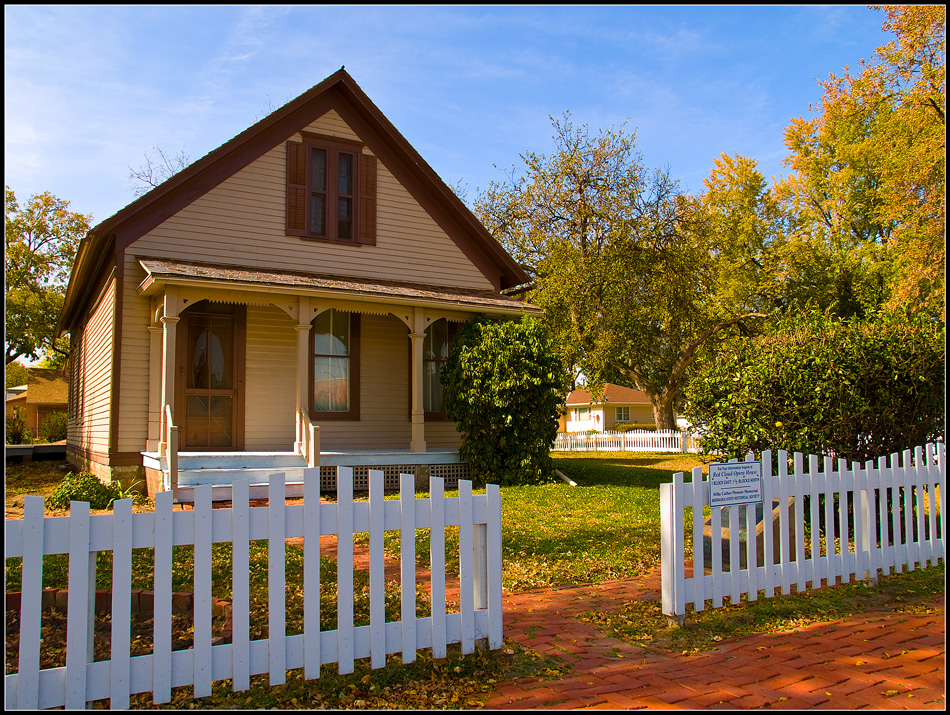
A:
651,393,678,431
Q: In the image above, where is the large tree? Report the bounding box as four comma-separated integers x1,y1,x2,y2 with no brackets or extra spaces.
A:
4,187,91,364
777,5,945,318
474,116,771,429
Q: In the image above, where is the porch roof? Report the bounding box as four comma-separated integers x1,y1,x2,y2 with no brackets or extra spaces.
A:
137,257,540,316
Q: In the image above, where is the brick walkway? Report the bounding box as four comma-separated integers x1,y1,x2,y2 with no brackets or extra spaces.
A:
298,531,944,709
484,571,945,710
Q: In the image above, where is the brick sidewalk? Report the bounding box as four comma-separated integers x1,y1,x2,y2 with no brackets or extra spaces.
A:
483,571,945,710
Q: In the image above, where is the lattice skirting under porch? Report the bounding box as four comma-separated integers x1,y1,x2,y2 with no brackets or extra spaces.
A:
318,463,470,491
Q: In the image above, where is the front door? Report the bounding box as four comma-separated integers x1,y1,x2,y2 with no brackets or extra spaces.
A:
177,301,245,451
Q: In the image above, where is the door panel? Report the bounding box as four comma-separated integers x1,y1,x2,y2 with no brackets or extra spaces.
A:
177,301,245,451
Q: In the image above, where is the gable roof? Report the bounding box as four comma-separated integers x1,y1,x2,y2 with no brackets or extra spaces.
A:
58,68,530,334
566,384,651,406
24,368,69,405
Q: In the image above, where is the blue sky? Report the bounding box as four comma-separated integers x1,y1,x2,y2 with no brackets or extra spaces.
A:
5,5,891,227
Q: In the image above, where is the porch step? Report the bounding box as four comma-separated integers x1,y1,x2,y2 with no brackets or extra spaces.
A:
175,452,306,471
176,466,309,488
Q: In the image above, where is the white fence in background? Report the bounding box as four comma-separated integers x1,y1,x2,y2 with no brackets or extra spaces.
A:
661,443,946,619
553,429,699,453
4,468,503,710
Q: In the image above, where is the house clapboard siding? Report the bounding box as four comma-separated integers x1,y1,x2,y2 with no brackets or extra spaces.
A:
68,276,115,472
243,304,297,451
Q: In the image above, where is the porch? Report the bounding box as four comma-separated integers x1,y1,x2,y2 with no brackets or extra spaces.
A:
141,448,469,503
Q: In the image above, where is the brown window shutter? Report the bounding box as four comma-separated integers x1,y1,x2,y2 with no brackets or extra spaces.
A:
357,154,377,245
286,141,307,235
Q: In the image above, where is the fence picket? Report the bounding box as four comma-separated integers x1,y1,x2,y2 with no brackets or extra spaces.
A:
777,452,791,595
368,469,387,668
399,473,417,664
337,467,355,674
744,461,758,602
877,456,890,574
194,485,213,697
823,456,835,586
660,443,945,619
458,480,475,654
64,501,91,709
914,447,927,566
901,449,914,571
673,472,687,614
16,496,45,710
762,451,775,598
690,466,705,611
429,476,448,658
937,443,947,561
110,498,134,709
152,490,173,703
268,474,287,685
231,479,251,691
808,455,820,589
793,452,806,592
486,483,503,649
836,458,851,584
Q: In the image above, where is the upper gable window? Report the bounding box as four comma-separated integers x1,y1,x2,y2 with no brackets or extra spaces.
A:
286,133,377,246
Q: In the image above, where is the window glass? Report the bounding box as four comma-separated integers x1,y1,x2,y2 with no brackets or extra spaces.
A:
313,309,351,412
423,318,452,413
311,148,326,190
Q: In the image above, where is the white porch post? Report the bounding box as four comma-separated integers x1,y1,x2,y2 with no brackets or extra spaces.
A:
295,297,311,455
409,307,426,453
158,289,179,456
146,322,163,453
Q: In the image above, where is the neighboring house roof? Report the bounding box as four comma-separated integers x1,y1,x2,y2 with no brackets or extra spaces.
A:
58,68,531,336
24,369,69,405
136,257,540,316
566,384,651,406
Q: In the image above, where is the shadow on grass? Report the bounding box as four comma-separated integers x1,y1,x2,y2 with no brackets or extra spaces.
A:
553,454,705,490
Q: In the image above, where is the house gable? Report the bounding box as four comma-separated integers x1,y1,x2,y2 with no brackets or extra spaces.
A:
60,69,528,335
126,109,498,292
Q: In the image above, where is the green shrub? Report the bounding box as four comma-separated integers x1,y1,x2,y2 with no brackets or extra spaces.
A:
47,471,140,510
38,411,68,442
682,310,945,462
442,315,568,486
615,422,659,433
5,408,31,444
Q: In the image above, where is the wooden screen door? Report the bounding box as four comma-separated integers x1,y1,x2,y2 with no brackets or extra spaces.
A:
177,301,245,451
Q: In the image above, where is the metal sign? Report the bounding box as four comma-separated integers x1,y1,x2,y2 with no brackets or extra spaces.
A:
709,461,763,507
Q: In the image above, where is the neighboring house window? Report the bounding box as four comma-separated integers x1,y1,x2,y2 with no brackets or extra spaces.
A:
310,309,360,420
616,406,630,422
286,133,377,245
423,318,457,417
574,407,590,421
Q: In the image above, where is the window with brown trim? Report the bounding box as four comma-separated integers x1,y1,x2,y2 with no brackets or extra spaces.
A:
423,318,458,419
310,309,360,420
286,133,377,245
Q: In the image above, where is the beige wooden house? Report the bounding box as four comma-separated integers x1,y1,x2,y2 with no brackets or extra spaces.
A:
57,69,538,500
560,384,655,433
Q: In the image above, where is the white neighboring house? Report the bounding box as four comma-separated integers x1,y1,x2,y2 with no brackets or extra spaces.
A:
561,383,656,433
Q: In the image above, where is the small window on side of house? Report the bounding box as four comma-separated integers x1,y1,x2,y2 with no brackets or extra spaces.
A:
616,406,630,422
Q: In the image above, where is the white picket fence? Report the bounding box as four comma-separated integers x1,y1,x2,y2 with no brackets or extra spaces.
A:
661,443,946,619
4,468,503,710
553,429,699,453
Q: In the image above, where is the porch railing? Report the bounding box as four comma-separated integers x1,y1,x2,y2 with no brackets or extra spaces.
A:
298,410,320,469
163,405,178,501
